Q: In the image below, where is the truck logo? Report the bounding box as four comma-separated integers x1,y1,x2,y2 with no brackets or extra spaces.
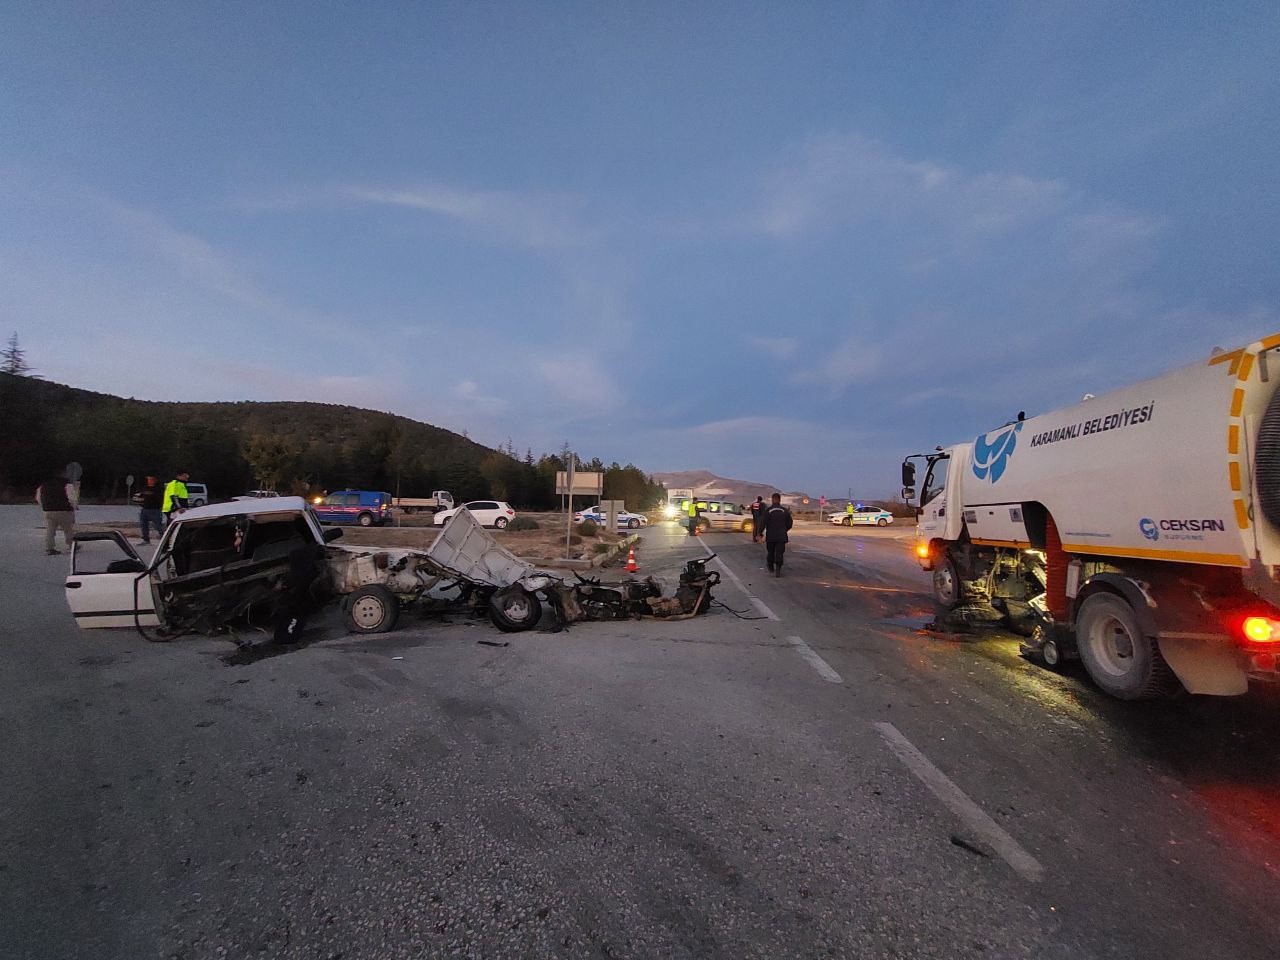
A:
971,422,1022,484
1139,518,1159,541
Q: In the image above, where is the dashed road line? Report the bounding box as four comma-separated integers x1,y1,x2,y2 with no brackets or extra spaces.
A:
875,721,1046,883
700,540,779,621
788,635,843,683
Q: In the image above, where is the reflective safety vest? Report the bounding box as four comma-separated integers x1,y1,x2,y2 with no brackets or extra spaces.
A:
847,503,855,515
163,479,188,513
687,500,698,518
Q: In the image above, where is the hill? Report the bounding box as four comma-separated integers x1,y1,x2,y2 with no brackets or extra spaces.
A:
0,374,666,509
651,470,811,506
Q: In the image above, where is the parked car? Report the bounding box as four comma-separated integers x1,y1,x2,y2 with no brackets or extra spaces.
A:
434,500,516,529
313,489,394,526
186,482,209,507
671,497,753,533
233,489,281,500
574,507,648,529
830,505,894,526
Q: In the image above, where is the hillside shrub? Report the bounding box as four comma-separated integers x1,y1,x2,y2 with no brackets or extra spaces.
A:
576,518,599,537
507,516,539,531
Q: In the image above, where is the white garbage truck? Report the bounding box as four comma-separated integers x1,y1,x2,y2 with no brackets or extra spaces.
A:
902,331,1280,699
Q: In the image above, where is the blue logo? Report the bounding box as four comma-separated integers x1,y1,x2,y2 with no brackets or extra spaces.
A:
971,421,1022,484
1139,518,1159,541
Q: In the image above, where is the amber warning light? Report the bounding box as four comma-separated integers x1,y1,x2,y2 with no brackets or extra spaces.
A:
915,543,931,559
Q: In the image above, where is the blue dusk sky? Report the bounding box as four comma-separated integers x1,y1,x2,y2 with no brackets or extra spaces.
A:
2,1,1277,497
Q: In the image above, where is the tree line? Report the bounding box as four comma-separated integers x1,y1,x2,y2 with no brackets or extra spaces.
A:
0,373,666,510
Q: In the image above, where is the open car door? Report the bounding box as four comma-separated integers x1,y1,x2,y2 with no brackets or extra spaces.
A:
65,532,160,629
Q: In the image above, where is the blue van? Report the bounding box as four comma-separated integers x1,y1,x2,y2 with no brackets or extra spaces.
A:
313,490,393,527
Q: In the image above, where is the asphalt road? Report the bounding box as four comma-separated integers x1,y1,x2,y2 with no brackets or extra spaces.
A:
2,507,1279,959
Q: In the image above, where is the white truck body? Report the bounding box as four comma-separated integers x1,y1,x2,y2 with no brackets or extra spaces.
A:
909,332,1280,698
392,490,454,514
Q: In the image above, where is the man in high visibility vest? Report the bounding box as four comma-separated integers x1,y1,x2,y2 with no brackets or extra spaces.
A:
163,470,191,528
846,501,855,525
686,498,701,537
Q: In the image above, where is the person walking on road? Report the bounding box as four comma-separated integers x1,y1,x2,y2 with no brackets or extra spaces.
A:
750,495,765,542
36,470,77,555
846,501,855,525
163,470,191,527
763,493,793,577
135,475,164,544
686,497,701,537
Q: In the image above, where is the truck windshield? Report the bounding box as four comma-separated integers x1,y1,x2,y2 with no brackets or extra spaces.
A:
921,455,949,506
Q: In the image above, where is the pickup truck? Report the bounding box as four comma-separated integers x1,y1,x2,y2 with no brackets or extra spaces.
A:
391,490,455,514
64,496,554,642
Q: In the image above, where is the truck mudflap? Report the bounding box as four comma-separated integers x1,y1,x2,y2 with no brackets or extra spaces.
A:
1076,573,1249,696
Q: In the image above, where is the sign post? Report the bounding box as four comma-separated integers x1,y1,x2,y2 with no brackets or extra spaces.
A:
126,473,135,505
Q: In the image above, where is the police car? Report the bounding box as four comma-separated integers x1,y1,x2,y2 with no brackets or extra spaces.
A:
830,505,895,526
574,507,648,529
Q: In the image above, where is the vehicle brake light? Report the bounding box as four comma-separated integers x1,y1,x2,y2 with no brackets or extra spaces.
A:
1242,617,1280,643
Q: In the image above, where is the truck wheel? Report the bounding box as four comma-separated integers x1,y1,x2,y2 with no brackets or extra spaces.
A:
402,506,416,515
876,517,888,526
357,512,374,527
1075,592,1176,699
344,584,400,634
932,555,962,607
489,586,542,632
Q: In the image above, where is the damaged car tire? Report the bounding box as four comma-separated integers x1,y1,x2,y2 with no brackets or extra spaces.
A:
489,586,542,633
344,584,400,634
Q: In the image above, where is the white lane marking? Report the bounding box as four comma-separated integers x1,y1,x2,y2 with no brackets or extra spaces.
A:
788,635,843,684
700,539,779,621
875,721,1045,883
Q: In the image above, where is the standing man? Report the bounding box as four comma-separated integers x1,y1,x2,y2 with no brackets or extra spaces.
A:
763,493,793,577
136,475,164,544
686,497,701,537
846,501,855,525
750,495,765,542
36,470,77,555
163,470,191,527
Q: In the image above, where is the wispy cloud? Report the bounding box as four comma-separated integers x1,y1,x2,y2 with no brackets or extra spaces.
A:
534,356,623,412
747,336,798,358
346,184,598,250
791,334,884,398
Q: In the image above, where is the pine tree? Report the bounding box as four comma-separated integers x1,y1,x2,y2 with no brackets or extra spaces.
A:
1,332,34,376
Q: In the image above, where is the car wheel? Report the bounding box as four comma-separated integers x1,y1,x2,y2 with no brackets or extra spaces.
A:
877,517,888,526
628,518,640,529
489,586,543,632
494,517,509,529
402,506,415,515
1075,591,1177,699
842,517,851,526
741,519,752,532
357,512,374,527
343,585,400,634
192,499,206,507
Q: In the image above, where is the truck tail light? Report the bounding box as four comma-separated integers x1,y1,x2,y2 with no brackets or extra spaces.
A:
1242,617,1280,644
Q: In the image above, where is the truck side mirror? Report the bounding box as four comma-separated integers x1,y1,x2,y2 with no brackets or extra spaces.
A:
902,486,915,502
901,462,916,487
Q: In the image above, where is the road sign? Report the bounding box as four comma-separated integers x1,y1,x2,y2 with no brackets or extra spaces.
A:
555,471,604,495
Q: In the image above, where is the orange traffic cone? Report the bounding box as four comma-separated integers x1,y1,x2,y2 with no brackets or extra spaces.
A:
625,546,639,573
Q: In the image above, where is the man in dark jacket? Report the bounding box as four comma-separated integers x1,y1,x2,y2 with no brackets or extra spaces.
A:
749,495,765,542
36,471,77,555
762,493,793,577
135,476,164,544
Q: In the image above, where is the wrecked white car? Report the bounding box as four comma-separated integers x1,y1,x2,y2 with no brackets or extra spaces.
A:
64,496,720,645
